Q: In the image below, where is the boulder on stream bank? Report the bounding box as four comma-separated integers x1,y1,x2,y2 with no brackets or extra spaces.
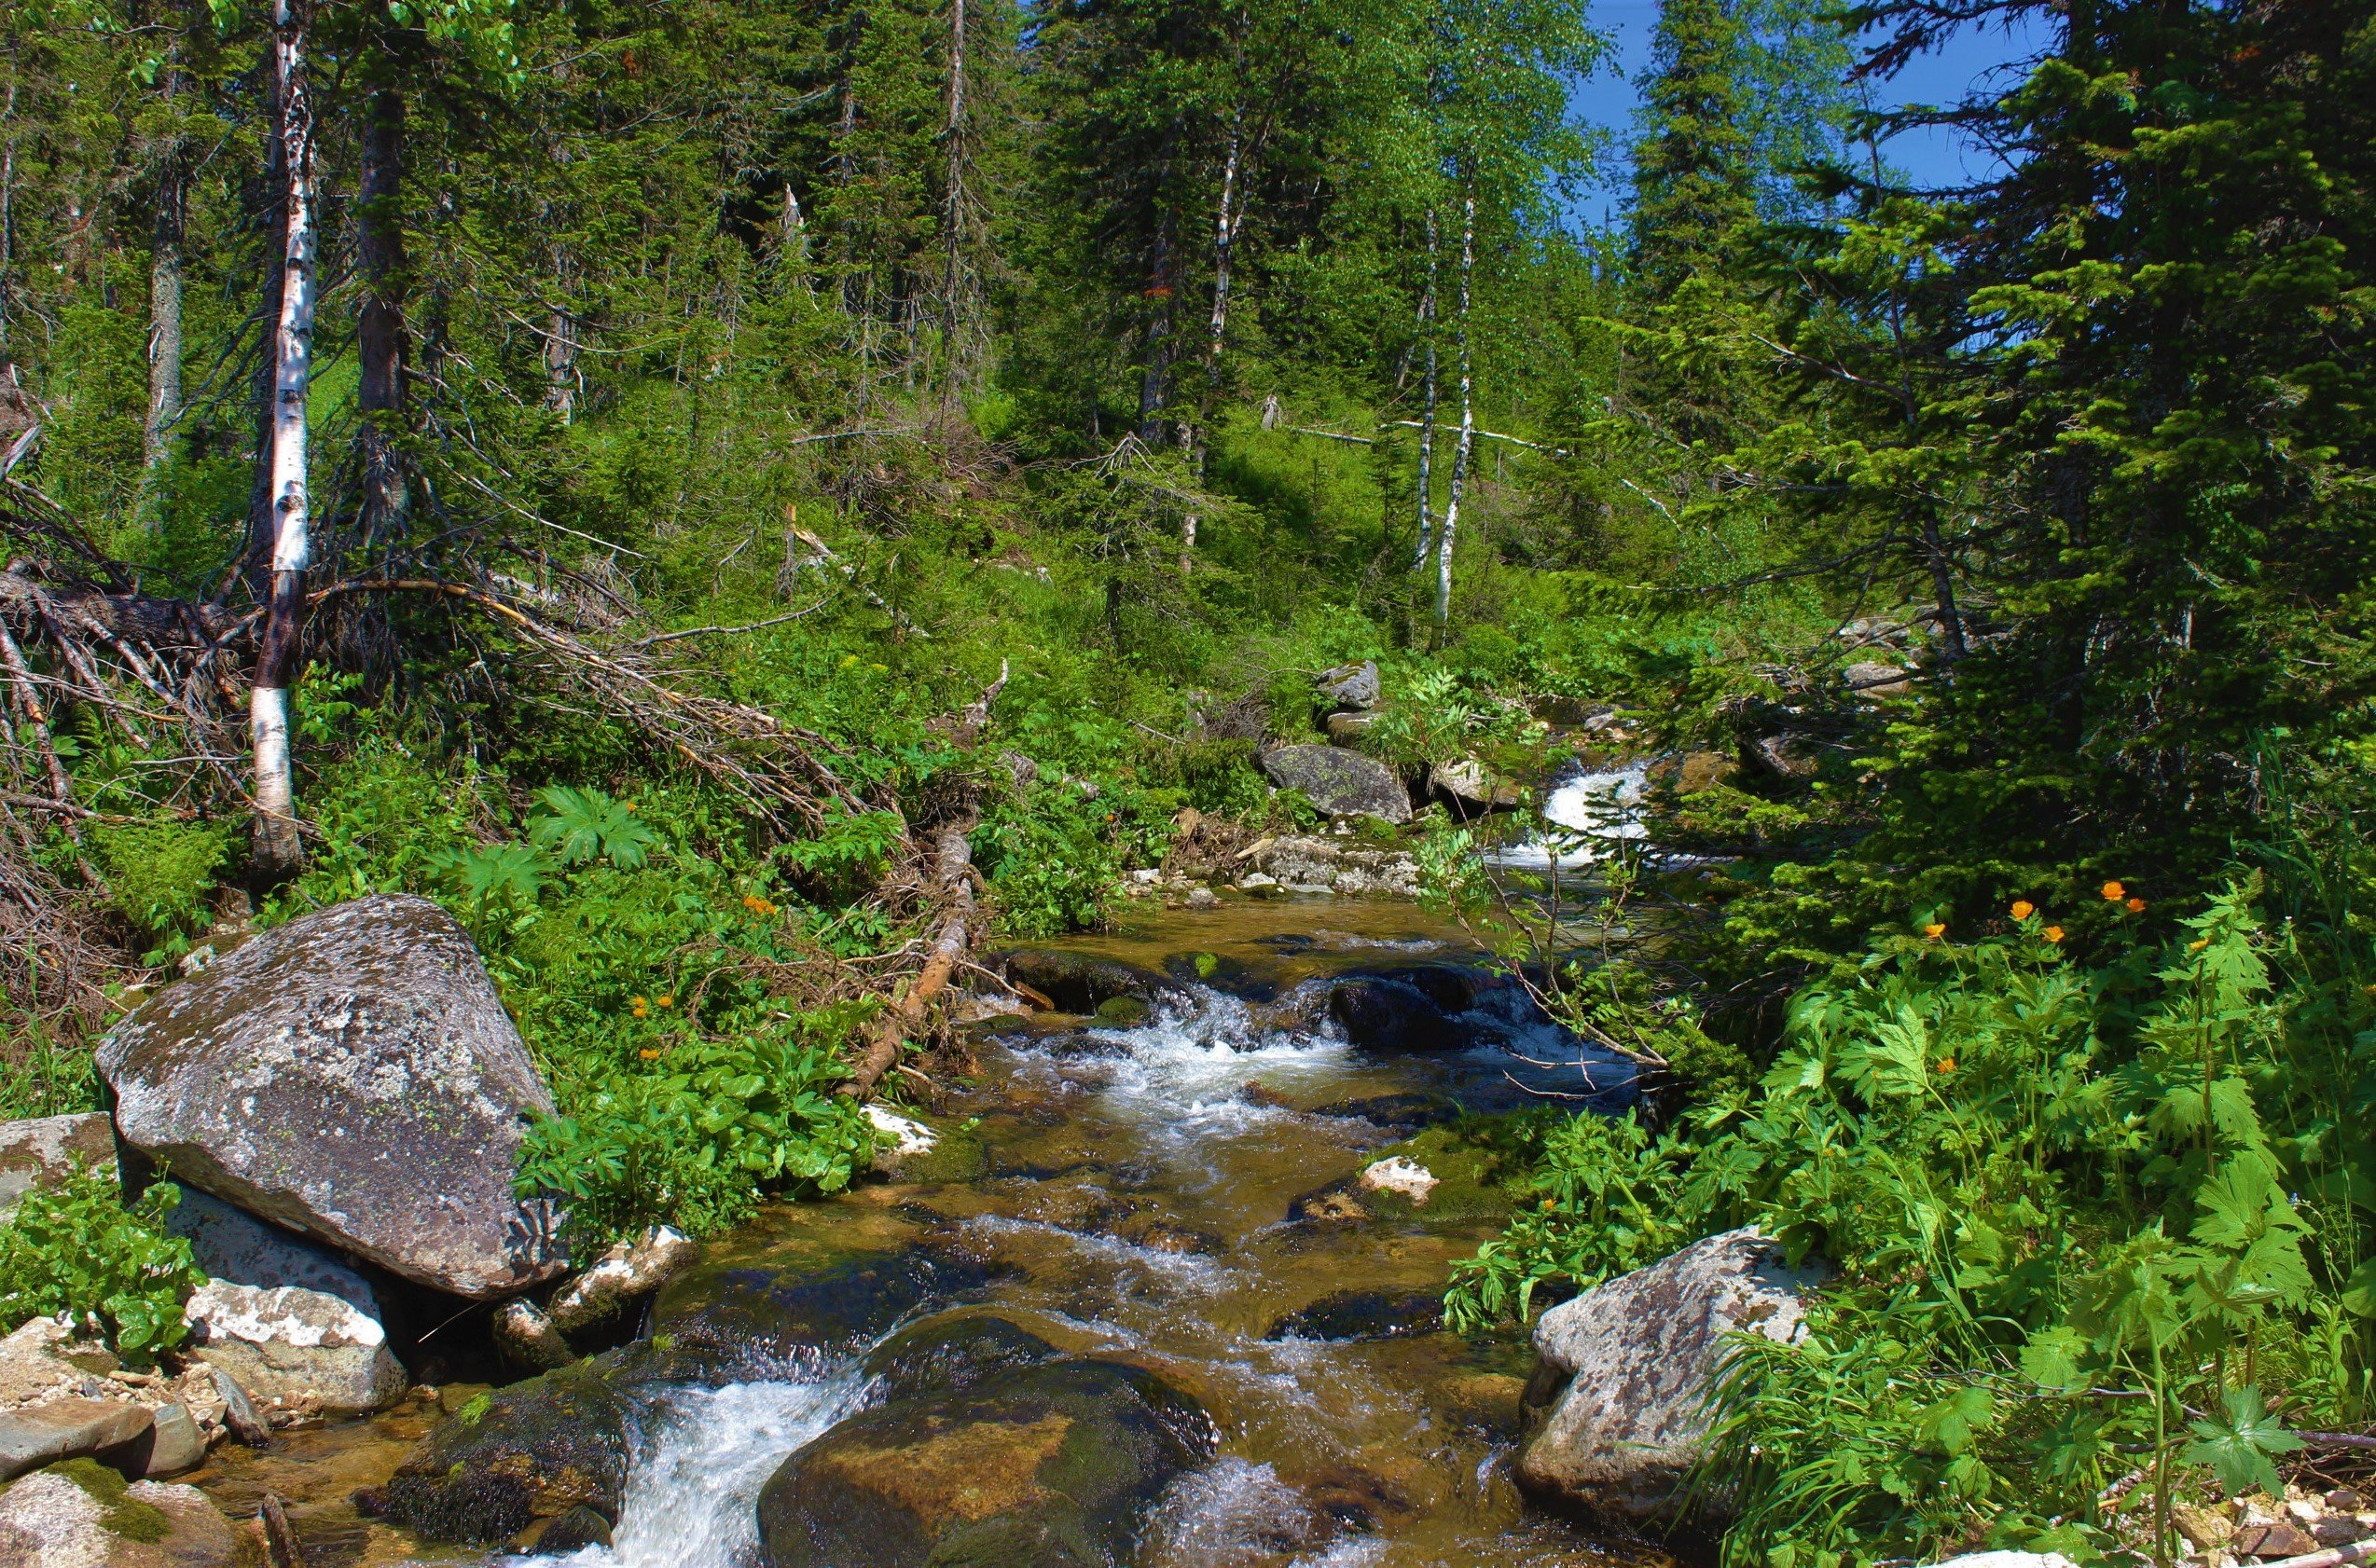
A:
0,1113,115,1218
1516,1228,1829,1526
756,1358,1213,1568
96,894,564,1300
1258,746,1412,823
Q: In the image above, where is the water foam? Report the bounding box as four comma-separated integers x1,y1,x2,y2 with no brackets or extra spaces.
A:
522,1372,870,1568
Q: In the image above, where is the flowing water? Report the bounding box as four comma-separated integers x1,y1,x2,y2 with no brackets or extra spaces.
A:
192,900,1668,1568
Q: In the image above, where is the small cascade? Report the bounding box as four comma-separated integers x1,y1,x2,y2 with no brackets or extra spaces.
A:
1486,761,1650,872
528,1373,871,1568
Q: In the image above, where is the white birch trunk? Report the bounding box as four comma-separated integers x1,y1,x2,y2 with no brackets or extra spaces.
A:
251,0,316,874
1434,188,1473,626
1207,124,1239,373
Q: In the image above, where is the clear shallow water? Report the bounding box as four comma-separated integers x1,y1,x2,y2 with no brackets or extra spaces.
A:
199,901,1668,1568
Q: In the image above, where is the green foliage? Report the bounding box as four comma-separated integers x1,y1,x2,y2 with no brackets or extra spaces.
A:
1456,882,2371,1564
0,1166,203,1360
517,1025,873,1249
88,816,232,956
531,786,661,870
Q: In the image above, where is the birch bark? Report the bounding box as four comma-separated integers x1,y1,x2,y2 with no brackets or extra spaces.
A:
1412,205,1438,571
251,0,318,880
1433,187,1474,627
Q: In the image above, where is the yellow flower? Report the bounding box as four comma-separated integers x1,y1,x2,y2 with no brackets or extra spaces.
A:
2043,926,2065,944
1924,922,1946,941
2010,900,2035,921
2101,880,2125,901
657,994,675,1009
2125,897,2146,914
2190,938,2210,953
639,1048,661,1061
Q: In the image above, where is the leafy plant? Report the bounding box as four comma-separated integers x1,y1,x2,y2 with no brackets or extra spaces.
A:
87,816,232,956
530,786,662,870
0,1165,203,1359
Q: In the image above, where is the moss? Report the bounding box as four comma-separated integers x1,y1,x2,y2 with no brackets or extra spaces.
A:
1362,1125,1515,1224
887,1118,990,1185
54,1458,173,1544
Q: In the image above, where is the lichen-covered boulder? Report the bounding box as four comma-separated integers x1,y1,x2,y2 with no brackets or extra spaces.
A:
0,1114,115,1218
0,1460,238,1568
756,1359,1213,1568
1516,1228,1828,1524
1258,745,1411,823
95,894,563,1300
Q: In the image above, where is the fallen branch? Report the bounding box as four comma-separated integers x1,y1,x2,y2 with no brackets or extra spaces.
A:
844,822,974,1100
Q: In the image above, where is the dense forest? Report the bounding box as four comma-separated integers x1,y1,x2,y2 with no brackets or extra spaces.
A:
2,0,2374,1561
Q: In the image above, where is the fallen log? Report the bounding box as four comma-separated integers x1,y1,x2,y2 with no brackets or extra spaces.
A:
844,822,974,1099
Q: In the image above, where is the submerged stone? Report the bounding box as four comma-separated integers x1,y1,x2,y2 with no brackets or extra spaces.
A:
649,1245,990,1381
994,950,1178,1015
757,1358,1212,1568
1266,1290,1446,1342
380,1351,642,1542
861,1314,1059,1403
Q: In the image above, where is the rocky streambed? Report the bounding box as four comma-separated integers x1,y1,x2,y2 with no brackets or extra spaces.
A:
7,896,1710,1568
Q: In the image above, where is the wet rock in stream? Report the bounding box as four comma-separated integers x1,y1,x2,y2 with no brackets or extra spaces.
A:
648,1245,994,1379
1265,1289,1447,1342
992,950,1183,1016
861,1315,1058,1401
756,1358,1213,1568
385,1242,994,1543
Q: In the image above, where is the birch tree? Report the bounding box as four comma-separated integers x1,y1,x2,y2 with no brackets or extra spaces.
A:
249,0,317,881
1433,182,1472,626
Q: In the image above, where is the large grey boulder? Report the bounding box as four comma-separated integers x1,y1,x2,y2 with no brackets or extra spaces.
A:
1259,746,1410,824
181,1282,408,1415
0,1462,240,1568
1516,1228,1827,1524
0,1113,115,1217
96,894,564,1299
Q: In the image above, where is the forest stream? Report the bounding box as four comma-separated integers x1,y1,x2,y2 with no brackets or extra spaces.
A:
179,899,1669,1568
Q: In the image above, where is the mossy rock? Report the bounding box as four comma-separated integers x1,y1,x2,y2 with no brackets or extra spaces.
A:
877,1118,990,1186
1361,1126,1515,1225
1092,995,1151,1026
0,1460,239,1567
48,1458,173,1543
756,1358,1213,1568
380,1350,643,1542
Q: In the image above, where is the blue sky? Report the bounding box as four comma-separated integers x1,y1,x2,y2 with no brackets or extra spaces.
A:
1568,0,2052,221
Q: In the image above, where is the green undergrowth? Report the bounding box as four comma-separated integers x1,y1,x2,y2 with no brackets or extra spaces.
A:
1451,875,2376,1566
0,1164,201,1359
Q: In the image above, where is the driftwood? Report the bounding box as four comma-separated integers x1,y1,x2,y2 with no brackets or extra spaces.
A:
844,660,1006,1099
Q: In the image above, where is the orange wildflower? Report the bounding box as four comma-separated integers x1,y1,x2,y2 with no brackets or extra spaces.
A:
2010,901,2035,921
2101,880,2125,901
639,1048,661,1061
2043,926,2065,944
657,994,675,1009
1937,1057,1955,1074
2126,897,2146,914
1924,922,1946,941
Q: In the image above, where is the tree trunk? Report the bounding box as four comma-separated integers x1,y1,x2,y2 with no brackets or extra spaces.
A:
1206,120,1240,382
1137,208,1176,445
251,0,318,885
938,0,968,353
143,102,186,491
544,250,577,420
355,76,407,543
1412,205,1438,571
1433,187,1473,628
